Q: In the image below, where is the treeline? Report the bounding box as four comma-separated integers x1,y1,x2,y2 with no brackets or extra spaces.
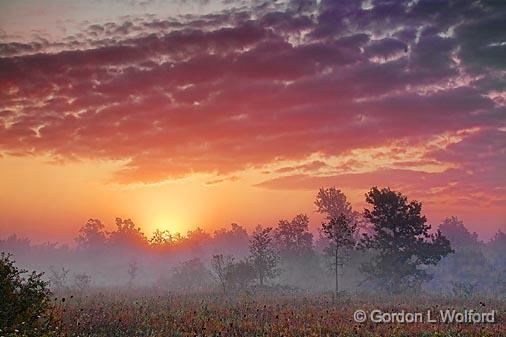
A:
1,187,504,297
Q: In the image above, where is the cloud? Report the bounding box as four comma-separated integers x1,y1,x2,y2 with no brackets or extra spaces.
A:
0,0,504,190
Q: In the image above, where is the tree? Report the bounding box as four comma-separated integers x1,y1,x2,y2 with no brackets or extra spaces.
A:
274,214,313,258
210,254,234,294
315,187,353,220
432,248,494,296
127,260,139,287
361,187,453,293
170,258,211,292
184,227,212,255
249,226,278,286
438,216,479,249
273,214,321,289
314,187,360,251
321,214,357,296
211,255,257,293
486,231,506,296
0,253,54,336
431,220,499,296
149,229,172,247
486,230,506,270
225,260,256,291
213,223,250,257
75,218,107,249
109,218,147,247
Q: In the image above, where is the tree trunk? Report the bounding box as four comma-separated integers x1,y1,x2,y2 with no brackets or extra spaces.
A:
335,245,339,297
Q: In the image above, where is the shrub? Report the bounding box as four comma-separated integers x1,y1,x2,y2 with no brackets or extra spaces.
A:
0,252,55,336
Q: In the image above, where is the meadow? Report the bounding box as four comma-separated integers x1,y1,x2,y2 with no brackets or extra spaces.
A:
43,290,505,337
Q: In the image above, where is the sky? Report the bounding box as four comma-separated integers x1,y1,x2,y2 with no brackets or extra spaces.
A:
0,0,505,243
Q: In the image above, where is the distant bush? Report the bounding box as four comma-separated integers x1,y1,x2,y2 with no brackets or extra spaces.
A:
0,252,56,336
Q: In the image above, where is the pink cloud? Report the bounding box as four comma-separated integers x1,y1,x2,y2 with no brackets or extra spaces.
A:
0,0,503,189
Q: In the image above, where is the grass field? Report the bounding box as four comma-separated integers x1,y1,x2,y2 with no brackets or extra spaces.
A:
41,290,506,337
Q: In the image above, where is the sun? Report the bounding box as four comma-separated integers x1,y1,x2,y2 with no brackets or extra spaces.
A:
146,214,186,237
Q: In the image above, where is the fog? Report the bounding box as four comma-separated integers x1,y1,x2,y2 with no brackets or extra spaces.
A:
1,208,504,298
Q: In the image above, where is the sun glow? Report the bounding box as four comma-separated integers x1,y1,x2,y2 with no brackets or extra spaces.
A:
147,214,186,237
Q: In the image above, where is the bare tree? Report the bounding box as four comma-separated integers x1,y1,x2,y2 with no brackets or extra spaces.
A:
127,260,139,287
48,266,69,293
210,254,234,294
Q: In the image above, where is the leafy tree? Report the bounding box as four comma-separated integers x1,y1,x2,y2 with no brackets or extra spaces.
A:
361,187,453,293
314,187,362,251
321,214,357,296
249,226,278,286
170,258,211,292
75,218,107,249
486,231,506,296
274,214,313,258
438,216,479,249
0,253,54,336
431,217,491,295
149,229,173,247
184,227,212,255
437,248,494,296
315,187,353,221
273,214,322,289
486,230,506,271
225,260,256,291
213,223,250,257
109,218,147,247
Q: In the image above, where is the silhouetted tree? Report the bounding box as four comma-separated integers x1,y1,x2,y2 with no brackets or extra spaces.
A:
314,187,359,253
315,187,353,220
185,227,212,255
361,187,453,293
274,214,321,289
213,223,250,257
321,214,357,296
274,214,313,258
109,218,147,248
75,218,107,249
249,226,278,286
149,229,172,246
